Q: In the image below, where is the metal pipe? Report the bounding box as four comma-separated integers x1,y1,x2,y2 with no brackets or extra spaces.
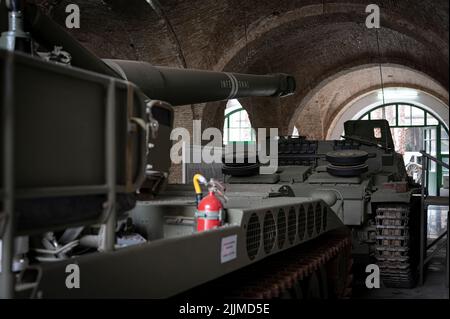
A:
427,230,448,250
420,151,450,169
419,153,427,286
0,49,15,299
0,0,31,52
424,239,447,265
101,80,117,252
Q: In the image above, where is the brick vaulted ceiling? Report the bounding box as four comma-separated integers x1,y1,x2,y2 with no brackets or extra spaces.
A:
35,0,449,135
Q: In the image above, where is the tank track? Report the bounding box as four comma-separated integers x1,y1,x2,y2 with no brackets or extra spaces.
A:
375,204,418,288
178,229,352,299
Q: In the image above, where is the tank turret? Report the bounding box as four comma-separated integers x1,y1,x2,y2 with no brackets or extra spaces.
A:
0,1,298,196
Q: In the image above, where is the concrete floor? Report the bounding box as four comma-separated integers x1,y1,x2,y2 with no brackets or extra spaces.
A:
354,256,448,299
354,206,448,299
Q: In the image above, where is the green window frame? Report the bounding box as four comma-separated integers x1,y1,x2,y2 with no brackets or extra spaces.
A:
358,102,449,194
223,106,256,145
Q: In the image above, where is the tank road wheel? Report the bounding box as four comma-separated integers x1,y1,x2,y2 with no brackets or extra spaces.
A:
175,229,352,299
374,204,419,288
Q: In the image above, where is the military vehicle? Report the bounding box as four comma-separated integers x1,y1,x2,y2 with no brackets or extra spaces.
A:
220,120,422,290
0,1,415,299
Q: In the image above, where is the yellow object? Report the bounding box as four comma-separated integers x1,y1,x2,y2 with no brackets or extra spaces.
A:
193,174,207,194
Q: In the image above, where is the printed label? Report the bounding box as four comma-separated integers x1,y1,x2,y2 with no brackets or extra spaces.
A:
221,235,237,263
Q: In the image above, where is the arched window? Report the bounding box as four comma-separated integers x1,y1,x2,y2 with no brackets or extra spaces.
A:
223,99,256,145
357,102,449,196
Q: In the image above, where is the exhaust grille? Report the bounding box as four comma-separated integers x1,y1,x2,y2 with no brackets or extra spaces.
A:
287,207,297,245
315,203,322,233
323,206,328,231
246,213,261,260
307,204,314,237
277,209,286,249
298,205,306,241
263,211,276,254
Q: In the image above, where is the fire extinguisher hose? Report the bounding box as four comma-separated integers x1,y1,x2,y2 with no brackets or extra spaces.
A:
193,174,207,206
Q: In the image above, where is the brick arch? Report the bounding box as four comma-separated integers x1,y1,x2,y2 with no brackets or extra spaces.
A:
287,63,449,140
39,0,449,141
211,2,448,73
201,13,447,137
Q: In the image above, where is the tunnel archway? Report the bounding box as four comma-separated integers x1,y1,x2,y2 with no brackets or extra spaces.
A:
288,64,449,140
327,88,449,140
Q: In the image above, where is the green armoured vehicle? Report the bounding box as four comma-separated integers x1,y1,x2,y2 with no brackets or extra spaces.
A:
221,119,422,289
1,1,349,299
0,1,417,299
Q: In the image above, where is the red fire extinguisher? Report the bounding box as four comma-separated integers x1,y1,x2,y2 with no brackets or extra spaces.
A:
193,174,226,232
196,191,223,232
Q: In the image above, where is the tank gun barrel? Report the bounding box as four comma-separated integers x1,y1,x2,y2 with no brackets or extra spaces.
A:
103,59,296,106
20,5,296,105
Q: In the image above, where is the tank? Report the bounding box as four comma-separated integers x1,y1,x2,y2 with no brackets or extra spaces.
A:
101,60,295,197
0,2,295,206
221,119,422,288
2,2,346,299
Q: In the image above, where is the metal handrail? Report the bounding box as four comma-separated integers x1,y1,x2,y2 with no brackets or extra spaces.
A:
420,150,450,169
427,230,449,250
419,150,449,286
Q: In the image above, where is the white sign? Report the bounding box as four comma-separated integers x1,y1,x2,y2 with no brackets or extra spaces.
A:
220,235,237,263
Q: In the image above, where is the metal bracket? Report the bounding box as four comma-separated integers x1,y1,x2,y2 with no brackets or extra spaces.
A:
145,100,165,139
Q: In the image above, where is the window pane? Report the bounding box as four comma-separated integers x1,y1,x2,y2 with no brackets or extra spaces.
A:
228,112,240,128
427,113,439,125
223,107,255,144
411,107,425,125
431,129,437,140
370,108,383,120
430,160,437,173
223,128,228,144
225,99,243,115
398,105,411,126
442,140,449,154
240,110,249,122
385,104,396,126
240,112,252,128
442,127,449,155
228,128,241,141
442,157,449,179
392,127,424,153
361,114,369,120
240,128,253,141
